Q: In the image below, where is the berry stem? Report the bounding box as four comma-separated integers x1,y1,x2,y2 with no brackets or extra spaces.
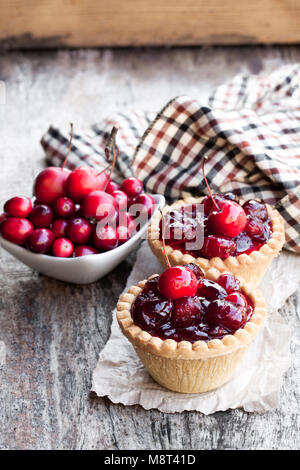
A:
160,209,171,269
61,122,74,170
101,126,119,192
202,156,220,211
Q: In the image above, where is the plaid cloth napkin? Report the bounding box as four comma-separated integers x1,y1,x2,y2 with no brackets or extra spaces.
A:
41,65,300,253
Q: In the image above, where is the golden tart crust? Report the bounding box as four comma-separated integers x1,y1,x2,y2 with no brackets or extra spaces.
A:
148,196,285,286
117,268,266,394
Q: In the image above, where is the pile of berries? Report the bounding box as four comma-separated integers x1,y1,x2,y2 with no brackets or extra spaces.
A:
158,157,271,259
0,126,155,258
160,194,271,259
138,218,253,341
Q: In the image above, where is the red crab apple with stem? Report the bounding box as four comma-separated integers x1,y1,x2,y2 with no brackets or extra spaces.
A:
202,156,247,238
158,210,198,300
82,128,119,223
33,123,74,204
66,165,110,204
66,126,120,203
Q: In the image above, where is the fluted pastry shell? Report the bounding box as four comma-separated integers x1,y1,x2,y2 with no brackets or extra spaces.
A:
117,268,266,393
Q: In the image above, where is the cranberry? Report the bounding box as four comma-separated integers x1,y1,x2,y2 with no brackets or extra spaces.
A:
200,235,236,259
33,167,70,205
26,228,54,254
0,213,6,225
218,273,240,294
120,177,143,198
111,190,128,211
160,205,204,245
208,199,247,238
82,190,117,223
184,263,204,280
172,296,203,328
143,276,160,295
73,204,83,218
0,217,33,245
234,232,254,255
159,209,185,244
130,193,155,218
52,237,74,257
132,297,173,330
66,166,109,203
158,266,198,300
30,204,54,228
106,180,120,195
226,292,248,309
202,324,229,339
243,200,268,221
67,217,92,244
51,219,69,239
163,326,210,343
116,226,130,244
53,197,75,218
205,299,247,331
74,245,98,257
93,225,118,251
4,196,32,218
245,218,270,242
118,211,136,235
197,278,227,300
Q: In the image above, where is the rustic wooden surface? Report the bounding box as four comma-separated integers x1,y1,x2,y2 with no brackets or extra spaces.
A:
2,1,300,48
0,46,299,450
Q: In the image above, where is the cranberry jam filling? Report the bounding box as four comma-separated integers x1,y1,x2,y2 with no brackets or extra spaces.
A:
159,194,272,259
131,264,254,343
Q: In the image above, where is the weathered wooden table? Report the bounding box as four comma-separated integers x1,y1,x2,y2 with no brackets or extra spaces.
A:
0,46,299,450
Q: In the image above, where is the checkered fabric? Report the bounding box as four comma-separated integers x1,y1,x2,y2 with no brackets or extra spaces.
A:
41,65,300,253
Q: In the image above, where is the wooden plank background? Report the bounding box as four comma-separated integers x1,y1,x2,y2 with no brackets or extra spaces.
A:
1,0,300,49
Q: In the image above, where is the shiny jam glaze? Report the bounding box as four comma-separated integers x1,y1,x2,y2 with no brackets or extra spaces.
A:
159,195,272,259
131,269,254,342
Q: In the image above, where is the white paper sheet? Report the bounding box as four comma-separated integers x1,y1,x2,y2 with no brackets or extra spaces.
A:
92,242,299,414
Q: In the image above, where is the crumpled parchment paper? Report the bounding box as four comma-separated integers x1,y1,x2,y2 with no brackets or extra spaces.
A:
92,242,299,414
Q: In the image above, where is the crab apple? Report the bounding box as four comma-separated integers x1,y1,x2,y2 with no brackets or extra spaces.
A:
33,167,70,205
82,191,117,223
66,166,109,203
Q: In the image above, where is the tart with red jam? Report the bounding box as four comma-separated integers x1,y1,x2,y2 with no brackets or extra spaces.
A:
148,193,285,286
117,263,266,394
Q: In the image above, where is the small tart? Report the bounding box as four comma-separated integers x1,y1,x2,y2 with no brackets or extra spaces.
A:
148,196,285,286
117,268,266,394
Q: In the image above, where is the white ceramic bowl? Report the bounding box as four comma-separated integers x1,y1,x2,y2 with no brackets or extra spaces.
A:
0,194,165,284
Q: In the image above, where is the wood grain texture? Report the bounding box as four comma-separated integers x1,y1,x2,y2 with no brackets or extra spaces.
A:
1,1,300,48
0,46,299,450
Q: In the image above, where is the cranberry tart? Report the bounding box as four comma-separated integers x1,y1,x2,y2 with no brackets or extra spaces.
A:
148,194,285,286
117,263,266,394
